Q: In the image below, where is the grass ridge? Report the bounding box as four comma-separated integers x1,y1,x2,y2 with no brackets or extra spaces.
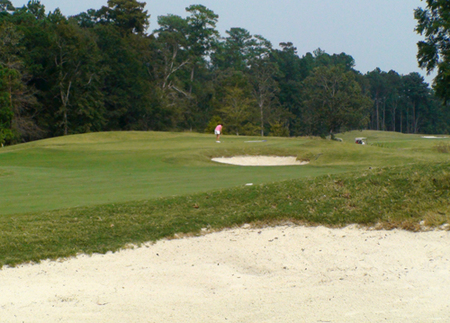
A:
1,161,449,268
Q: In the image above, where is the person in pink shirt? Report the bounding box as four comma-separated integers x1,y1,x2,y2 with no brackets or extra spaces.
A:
214,123,223,142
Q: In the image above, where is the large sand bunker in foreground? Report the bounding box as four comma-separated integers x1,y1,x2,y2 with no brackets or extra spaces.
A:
212,156,309,166
1,225,449,322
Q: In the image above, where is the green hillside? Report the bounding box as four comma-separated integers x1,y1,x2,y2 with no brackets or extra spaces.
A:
0,131,449,267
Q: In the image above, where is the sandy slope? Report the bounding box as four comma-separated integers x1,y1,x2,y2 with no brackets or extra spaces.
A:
1,225,449,323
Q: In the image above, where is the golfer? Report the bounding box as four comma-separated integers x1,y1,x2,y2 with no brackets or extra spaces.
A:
215,123,223,142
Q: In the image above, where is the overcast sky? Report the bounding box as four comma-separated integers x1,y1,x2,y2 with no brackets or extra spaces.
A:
11,0,434,83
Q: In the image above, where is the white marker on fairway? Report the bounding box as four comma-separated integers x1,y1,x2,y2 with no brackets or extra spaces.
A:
245,183,253,186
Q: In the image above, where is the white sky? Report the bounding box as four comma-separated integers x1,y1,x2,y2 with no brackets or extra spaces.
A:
11,0,434,84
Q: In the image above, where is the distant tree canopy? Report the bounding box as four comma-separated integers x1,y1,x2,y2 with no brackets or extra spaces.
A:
0,1,448,145
301,65,372,136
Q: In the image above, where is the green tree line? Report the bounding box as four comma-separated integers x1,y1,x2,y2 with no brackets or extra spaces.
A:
0,0,449,145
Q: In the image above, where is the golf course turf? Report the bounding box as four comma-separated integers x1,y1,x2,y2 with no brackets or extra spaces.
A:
0,130,449,267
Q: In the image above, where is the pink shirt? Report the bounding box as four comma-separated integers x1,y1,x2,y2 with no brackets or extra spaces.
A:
215,125,222,132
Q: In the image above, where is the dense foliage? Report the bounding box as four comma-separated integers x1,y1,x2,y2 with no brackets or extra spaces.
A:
415,0,450,103
0,0,449,145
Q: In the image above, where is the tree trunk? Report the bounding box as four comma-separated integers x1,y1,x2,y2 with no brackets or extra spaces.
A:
400,109,403,133
7,75,13,129
376,97,380,131
189,66,195,95
415,112,420,134
391,103,396,132
406,106,409,133
260,103,264,137
63,110,68,136
60,80,72,136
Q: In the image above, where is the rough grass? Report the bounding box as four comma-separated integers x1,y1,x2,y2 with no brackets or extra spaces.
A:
436,143,450,153
1,161,449,268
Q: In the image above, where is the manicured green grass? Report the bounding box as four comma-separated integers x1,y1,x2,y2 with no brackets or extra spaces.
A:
1,131,448,215
1,161,449,268
0,130,449,267
0,132,348,215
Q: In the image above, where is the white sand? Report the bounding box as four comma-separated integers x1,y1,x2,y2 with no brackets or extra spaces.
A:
212,156,309,166
1,225,449,322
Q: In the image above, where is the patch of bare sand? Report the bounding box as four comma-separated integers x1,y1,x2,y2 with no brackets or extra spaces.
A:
421,136,448,139
1,225,449,322
211,156,309,166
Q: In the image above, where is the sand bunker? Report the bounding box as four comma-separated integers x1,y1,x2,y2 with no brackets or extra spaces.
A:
421,136,448,139
212,156,309,166
1,225,449,322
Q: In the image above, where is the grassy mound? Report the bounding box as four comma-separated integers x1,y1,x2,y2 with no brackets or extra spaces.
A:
1,161,449,268
0,130,449,267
